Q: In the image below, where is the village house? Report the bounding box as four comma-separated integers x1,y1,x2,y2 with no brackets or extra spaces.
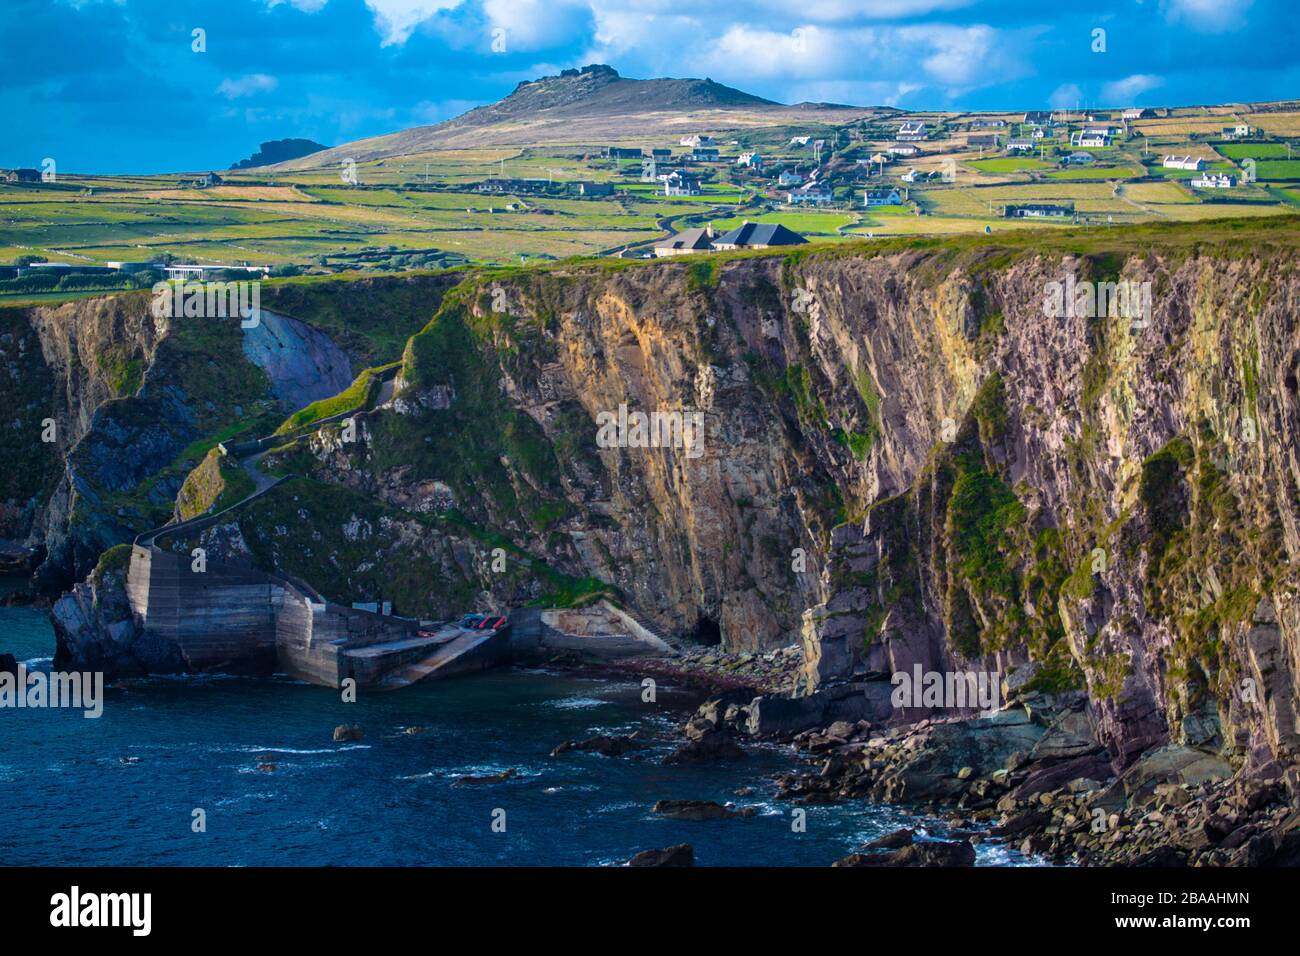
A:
2,168,42,183
663,170,702,196
646,148,672,160
970,118,1008,128
603,146,642,159
710,221,808,251
1006,139,1035,153
886,143,921,157
653,226,714,257
863,187,903,207
1070,128,1111,148
777,169,804,186
901,168,938,183
1063,151,1095,166
1004,202,1073,219
1191,172,1237,188
689,146,720,162
896,121,927,141
1222,124,1251,140
786,182,833,205
679,135,714,148
574,181,615,196
1023,111,1055,127
1163,155,1205,171
968,134,1001,148
736,152,762,168
1122,108,1153,120
788,136,812,147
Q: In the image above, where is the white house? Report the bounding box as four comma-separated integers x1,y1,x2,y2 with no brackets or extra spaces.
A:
1163,155,1205,171
1063,151,1095,165
1006,139,1035,152
737,152,763,167
896,121,927,141
789,136,812,147
863,187,903,207
886,143,921,157
1122,108,1153,120
1070,128,1111,148
787,183,833,205
1191,172,1236,188
1222,124,1251,140
679,135,715,148
664,171,702,196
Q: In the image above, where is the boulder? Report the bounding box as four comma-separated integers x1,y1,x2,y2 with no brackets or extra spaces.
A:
662,729,746,765
332,724,363,742
651,799,738,821
745,682,893,738
1120,745,1232,805
453,768,517,786
626,844,694,867
551,734,643,757
835,839,975,867
863,828,914,850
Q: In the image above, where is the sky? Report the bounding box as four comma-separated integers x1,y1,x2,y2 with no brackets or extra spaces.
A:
1,0,1295,174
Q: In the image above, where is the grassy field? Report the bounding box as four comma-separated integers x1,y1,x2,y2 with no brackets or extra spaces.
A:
4,100,1297,271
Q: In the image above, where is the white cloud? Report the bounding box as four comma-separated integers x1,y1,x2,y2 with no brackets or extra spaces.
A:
264,0,330,12
1049,83,1082,109
483,0,591,51
364,0,464,46
1163,0,1253,33
1101,73,1164,103
217,74,279,98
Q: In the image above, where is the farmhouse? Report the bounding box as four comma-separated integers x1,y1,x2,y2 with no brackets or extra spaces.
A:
1006,139,1035,152
1023,111,1055,126
787,182,833,205
863,187,903,207
896,121,927,141
901,168,938,183
710,221,808,251
789,136,812,147
886,143,921,157
1063,151,1096,165
1070,128,1111,147
663,170,702,196
1122,108,1153,120
1004,203,1073,219
968,134,1000,148
646,148,672,160
1222,124,1251,139
2,168,42,183
1162,155,1205,171
653,226,714,257
1191,172,1236,188
680,135,714,148
574,181,615,196
778,170,805,186
603,146,642,159
970,118,1007,128
737,152,763,167
690,147,720,162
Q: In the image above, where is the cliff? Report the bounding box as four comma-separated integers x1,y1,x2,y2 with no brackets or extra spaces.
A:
25,217,1300,779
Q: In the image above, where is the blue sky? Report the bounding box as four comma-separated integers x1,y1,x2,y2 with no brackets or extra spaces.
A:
2,0,1294,174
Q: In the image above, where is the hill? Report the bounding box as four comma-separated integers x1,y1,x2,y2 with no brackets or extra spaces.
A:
232,138,329,170
274,64,875,166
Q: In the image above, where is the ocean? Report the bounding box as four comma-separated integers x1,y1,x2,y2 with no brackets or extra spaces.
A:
0,579,1034,866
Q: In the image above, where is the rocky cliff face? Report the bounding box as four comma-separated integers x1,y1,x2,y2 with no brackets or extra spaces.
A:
273,228,1299,774
24,225,1300,779
1,274,456,593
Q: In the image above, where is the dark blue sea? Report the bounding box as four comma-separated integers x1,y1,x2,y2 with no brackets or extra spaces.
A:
0,579,1035,866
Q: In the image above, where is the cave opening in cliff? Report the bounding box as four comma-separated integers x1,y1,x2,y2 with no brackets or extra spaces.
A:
690,615,722,647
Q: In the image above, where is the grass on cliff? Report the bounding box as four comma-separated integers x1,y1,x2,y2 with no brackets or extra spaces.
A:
273,361,398,436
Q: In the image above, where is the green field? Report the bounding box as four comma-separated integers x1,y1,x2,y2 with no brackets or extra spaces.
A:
966,158,1052,173
1215,143,1293,159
